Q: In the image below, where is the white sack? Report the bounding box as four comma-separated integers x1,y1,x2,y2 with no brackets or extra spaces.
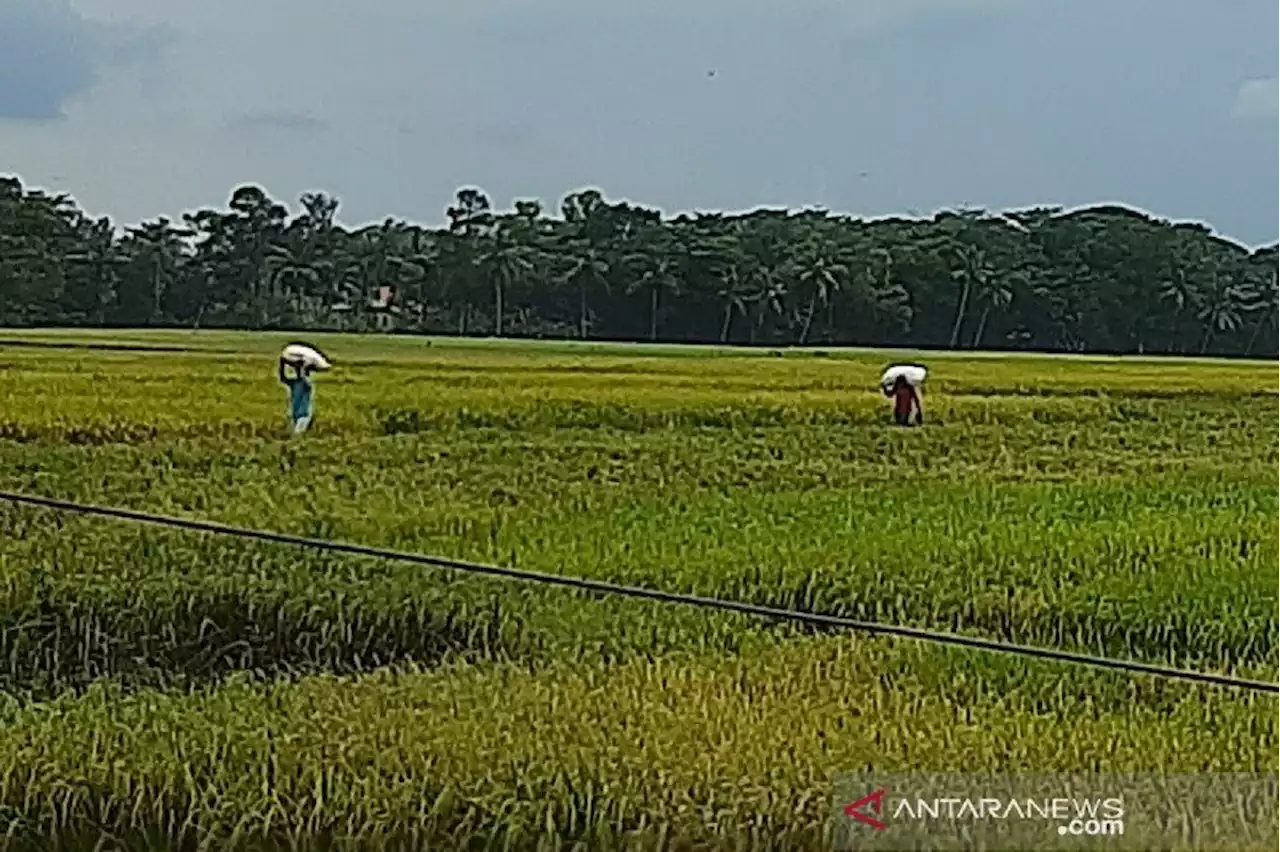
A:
880,364,926,390
281,343,332,371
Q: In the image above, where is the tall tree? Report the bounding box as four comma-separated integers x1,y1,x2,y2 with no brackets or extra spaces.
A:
0,172,1273,358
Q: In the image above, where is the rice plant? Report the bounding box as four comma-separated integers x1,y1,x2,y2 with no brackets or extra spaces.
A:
0,333,1273,849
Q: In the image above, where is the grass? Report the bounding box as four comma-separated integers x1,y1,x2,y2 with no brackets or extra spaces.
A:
0,330,1275,850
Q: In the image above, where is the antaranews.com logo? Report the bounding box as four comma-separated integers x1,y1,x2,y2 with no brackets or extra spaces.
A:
832,772,1277,852
843,787,1124,839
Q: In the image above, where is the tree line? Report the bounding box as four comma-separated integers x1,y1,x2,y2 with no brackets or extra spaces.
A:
1,175,1275,357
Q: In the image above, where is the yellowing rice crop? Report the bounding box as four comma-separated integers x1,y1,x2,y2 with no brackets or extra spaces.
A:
0,331,1275,850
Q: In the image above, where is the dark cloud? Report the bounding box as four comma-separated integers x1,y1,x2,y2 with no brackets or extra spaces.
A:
223,111,329,134
0,0,170,121
0,0,96,120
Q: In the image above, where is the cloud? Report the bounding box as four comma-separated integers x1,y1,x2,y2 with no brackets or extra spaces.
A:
223,110,329,134
0,0,96,120
474,122,540,154
2,0,1275,246
1231,78,1278,122
95,18,176,67
0,0,170,121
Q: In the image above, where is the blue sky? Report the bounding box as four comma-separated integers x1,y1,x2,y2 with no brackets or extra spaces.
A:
1,0,1276,245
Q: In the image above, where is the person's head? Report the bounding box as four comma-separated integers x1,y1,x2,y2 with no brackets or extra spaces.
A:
893,375,907,390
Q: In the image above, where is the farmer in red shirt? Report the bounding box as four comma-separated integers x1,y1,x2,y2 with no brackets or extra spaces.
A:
885,375,923,426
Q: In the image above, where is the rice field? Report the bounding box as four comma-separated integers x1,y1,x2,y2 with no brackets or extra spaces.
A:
0,330,1275,850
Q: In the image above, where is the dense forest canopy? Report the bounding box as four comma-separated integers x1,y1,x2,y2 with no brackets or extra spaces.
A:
1,175,1275,357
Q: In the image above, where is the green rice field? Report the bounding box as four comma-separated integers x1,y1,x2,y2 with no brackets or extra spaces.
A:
0,330,1275,850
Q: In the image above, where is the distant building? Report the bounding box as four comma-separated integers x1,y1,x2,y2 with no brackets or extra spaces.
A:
332,285,400,330
371,285,398,330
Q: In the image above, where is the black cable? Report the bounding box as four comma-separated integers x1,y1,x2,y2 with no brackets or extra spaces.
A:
1,489,1276,695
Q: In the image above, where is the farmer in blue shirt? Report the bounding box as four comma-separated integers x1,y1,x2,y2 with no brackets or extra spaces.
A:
278,357,315,434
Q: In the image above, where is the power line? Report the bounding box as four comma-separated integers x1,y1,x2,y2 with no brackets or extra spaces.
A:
1,489,1276,695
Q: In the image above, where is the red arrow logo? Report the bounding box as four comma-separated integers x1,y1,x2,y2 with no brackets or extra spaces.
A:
844,788,888,831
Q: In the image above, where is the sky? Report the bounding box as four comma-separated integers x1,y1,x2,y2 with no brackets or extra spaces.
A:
1,0,1277,246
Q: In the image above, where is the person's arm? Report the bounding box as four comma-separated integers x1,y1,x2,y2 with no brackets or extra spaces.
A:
278,358,289,384
912,386,923,422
